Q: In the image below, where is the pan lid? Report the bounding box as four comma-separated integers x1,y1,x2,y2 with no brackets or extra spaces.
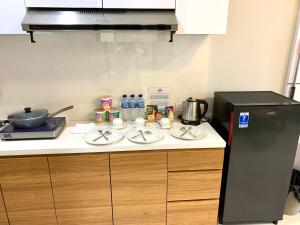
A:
8,107,48,120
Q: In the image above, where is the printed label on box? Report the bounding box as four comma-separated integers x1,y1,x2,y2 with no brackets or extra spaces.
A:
239,112,249,128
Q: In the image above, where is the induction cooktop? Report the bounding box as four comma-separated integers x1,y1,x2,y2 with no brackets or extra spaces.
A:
0,117,66,140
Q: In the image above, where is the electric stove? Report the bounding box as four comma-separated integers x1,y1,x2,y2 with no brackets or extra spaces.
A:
0,117,66,140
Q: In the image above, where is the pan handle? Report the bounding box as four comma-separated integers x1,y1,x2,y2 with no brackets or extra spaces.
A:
49,106,74,117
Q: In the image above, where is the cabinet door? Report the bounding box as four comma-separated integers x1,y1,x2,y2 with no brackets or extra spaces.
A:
168,149,224,171
167,200,219,225
0,0,26,34
103,0,175,9
110,152,167,225
25,0,102,8
176,0,229,34
0,185,9,225
48,154,112,225
0,157,57,225
168,170,222,201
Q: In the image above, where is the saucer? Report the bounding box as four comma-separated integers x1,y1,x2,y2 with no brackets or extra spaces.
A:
156,122,173,129
132,124,148,128
110,124,127,130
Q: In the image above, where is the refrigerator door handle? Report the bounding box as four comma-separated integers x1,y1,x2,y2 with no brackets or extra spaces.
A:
228,112,234,146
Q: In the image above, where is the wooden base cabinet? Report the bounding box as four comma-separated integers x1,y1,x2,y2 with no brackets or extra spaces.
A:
0,148,224,225
48,154,112,225
0,157,57,225
167,200,219,225
0,185,9,225
110,152,167,225
167,149,224,225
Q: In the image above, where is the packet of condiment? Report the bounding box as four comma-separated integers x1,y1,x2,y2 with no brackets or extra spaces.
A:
146,105,154,115
146,105,158,122
166,106,174,122
147,114,155,122
159,108,167,117
155,111,163,122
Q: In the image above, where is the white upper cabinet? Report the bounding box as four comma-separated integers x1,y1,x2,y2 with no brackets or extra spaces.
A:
176,0,229,34
103,0,175,9
24,0,102,8
0,0,26,34
0,0,229,34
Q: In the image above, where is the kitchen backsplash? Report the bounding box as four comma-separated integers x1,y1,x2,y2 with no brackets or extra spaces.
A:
0,0,296,121
0,33,210,120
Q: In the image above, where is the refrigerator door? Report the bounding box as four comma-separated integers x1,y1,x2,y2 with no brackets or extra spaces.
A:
222,105,300,223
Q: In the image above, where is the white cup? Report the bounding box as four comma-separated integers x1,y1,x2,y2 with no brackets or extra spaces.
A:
112,118,124,129
134,117,146,127
158,117,171,128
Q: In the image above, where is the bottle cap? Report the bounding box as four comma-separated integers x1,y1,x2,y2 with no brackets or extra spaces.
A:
123,94,127,98
130,94,135,98
139,94,143,97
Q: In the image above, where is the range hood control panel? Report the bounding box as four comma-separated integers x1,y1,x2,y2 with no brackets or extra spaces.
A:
96,18,109,23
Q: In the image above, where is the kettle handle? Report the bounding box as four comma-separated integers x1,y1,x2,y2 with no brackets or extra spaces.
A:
197,99,208,119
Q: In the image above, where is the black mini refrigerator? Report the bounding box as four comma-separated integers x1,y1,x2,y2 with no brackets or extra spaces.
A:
212,91,300,224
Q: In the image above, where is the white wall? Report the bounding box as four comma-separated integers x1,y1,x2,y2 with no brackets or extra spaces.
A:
0,33,211,120
207,0,298,93
0,0,298,120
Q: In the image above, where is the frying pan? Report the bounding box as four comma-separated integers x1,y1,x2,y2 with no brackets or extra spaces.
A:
7,106,74,129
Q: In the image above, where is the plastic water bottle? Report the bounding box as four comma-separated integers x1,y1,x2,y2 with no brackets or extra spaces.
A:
129,94,137,121
120,94,129,121
137,94,145,118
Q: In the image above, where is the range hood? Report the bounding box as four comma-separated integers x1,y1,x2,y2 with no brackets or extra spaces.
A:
21,9,178,43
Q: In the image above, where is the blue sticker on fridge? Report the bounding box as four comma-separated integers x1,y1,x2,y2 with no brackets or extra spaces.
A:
239,112,249,128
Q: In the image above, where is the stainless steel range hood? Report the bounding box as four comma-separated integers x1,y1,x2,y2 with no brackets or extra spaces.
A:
21,9,178,43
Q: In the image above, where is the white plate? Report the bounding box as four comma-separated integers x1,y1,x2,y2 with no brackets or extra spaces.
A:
127,128,164,144
85,129,124,145
169,125,207,140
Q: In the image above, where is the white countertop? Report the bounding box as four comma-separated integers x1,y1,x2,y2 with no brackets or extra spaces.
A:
0,122,226,156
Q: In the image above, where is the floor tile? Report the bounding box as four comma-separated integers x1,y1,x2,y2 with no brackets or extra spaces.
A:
219,214,300,225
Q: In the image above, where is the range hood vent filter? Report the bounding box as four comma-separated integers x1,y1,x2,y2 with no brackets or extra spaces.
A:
79,9,127,14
